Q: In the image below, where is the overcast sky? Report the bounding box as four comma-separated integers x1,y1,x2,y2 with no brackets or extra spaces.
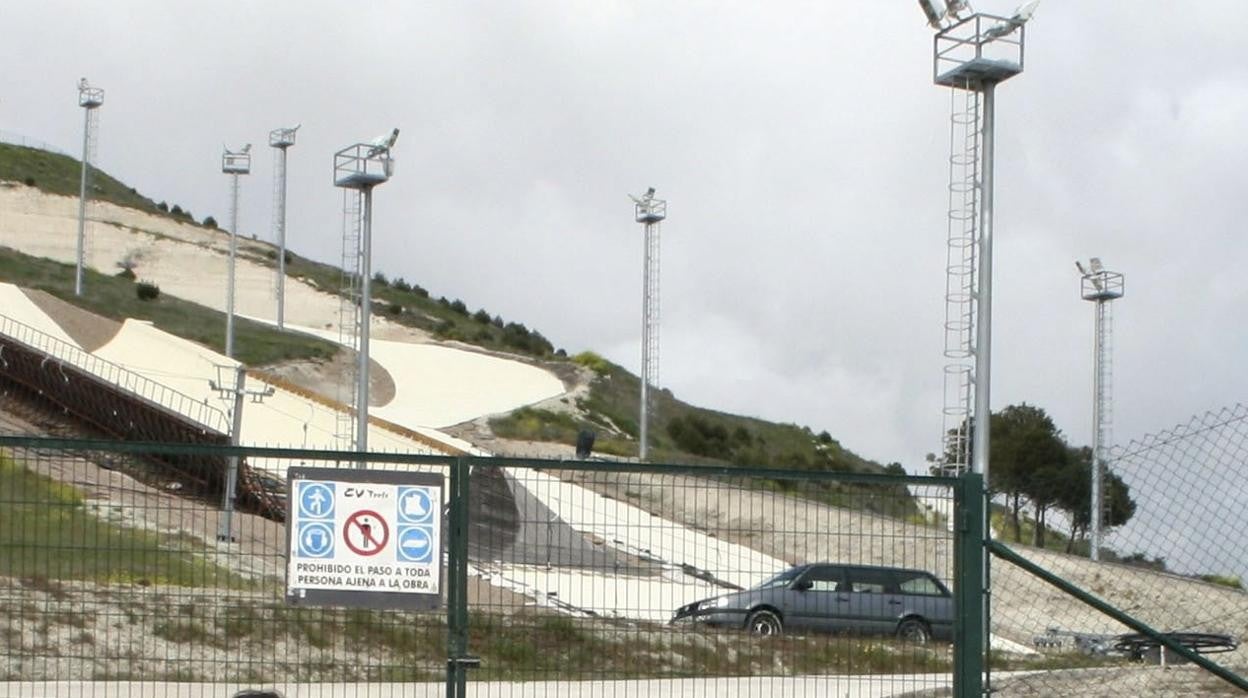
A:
3,1,1246,473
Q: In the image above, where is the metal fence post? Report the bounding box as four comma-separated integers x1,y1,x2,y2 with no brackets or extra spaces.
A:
953,472,985,697
445,457,473,698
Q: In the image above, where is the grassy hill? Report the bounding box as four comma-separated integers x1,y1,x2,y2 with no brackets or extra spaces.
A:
0,141,901,484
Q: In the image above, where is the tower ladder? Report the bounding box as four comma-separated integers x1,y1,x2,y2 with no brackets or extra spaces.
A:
336,188,363,449
940,82,981,475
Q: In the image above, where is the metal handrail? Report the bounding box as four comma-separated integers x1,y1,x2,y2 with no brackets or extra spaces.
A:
0,313,229,433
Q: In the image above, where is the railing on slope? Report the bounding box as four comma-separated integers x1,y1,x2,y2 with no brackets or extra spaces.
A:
0,313,229,434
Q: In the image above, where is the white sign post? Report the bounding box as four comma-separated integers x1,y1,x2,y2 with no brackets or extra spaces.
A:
285,467,444,610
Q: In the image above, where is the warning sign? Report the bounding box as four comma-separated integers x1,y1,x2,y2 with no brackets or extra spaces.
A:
285,467,443,610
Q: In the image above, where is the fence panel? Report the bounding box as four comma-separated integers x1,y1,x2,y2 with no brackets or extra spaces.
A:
461,458,959,697
0,439,455,698
984,406,1248,696
0,436,964,697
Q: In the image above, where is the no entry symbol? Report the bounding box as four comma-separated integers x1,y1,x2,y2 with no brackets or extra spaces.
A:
343,509,389,556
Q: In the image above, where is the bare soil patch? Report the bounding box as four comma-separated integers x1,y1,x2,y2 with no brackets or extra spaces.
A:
22,288,121,351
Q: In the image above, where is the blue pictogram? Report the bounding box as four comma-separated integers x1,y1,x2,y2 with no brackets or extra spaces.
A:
296,521,335,558
397,487,435,524
397,526,434,563
298,482,335,520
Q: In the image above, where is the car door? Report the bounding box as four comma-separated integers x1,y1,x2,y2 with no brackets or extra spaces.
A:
842,567,898,636
893,570,955,639
783,564,845,633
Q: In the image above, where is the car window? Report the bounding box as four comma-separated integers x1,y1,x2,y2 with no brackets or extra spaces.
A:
801,565,843,592
755,567,803,590
897,572,947,597
845,569,895,594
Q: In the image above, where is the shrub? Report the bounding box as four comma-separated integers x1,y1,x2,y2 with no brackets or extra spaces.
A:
157,201,169,212
472,309,492,324
392,278,412,293
24,177,35,186
573,351,610,377
136,282,161,301
171,205,183,216
386,303,403,316
203,216,218,229
373,272,389,286
449,299,469,316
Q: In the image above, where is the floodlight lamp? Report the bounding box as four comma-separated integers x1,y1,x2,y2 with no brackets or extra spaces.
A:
1075,260,1088,275
984,0,1039,39
943,0,972,19
918,0,945,28
1089,257,1103,273
364,128,399,158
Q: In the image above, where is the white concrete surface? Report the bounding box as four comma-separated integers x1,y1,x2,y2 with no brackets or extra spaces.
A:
272,322,566,429
89,318,462,472
370,340,564,428
472,467,789,621
0,284,80,347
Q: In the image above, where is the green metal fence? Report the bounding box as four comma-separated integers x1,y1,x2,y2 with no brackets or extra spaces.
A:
981,405,1248,697
0,436,975,697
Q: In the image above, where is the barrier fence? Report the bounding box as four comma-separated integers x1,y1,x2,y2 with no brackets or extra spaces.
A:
1,432,1245,696
0,437,975,697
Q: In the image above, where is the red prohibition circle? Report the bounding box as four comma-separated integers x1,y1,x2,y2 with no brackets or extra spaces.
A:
343,509,389,556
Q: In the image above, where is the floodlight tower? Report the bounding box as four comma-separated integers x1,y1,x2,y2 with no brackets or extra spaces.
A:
1077,258,1124,561
631,187,666,461
74,78,104,297
926,1,1034,482
333,128,398,455
221,144,252,359
269,125,300,331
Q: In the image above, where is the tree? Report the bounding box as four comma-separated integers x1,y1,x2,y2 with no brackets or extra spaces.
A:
1056,446,1136,554
987,404,1067,544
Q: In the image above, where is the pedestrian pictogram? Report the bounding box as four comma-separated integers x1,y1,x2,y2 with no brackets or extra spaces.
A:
397,526,434,563
296,521,334,558
299,482,335,519
343,509,389,556
398,486,435,524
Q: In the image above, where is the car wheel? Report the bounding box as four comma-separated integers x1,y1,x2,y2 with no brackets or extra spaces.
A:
897,617,932,644
746,609,783,637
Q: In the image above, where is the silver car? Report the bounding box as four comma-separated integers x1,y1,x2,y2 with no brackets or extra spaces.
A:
671,563,953,643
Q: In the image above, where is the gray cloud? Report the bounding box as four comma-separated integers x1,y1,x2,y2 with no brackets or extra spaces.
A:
3,1,1246,471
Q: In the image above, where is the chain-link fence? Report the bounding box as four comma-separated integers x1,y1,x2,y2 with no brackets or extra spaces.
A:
985,405,1248,696
0,436,972,697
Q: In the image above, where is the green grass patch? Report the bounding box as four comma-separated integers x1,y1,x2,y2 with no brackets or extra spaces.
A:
0,143,163,215
0,246,336,366
0,453,250,588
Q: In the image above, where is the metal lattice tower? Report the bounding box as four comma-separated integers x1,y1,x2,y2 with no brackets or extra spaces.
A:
269,125,299,331
931,10,1030,482
334,129,398,455
74,78,104,297
631,188,666,462
1078,258,1124,561
222,145,252,359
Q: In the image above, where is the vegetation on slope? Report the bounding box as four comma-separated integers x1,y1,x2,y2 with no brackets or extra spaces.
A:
0,143,187,221
280,252,559,358
0,246,335,366
0,453,248,587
